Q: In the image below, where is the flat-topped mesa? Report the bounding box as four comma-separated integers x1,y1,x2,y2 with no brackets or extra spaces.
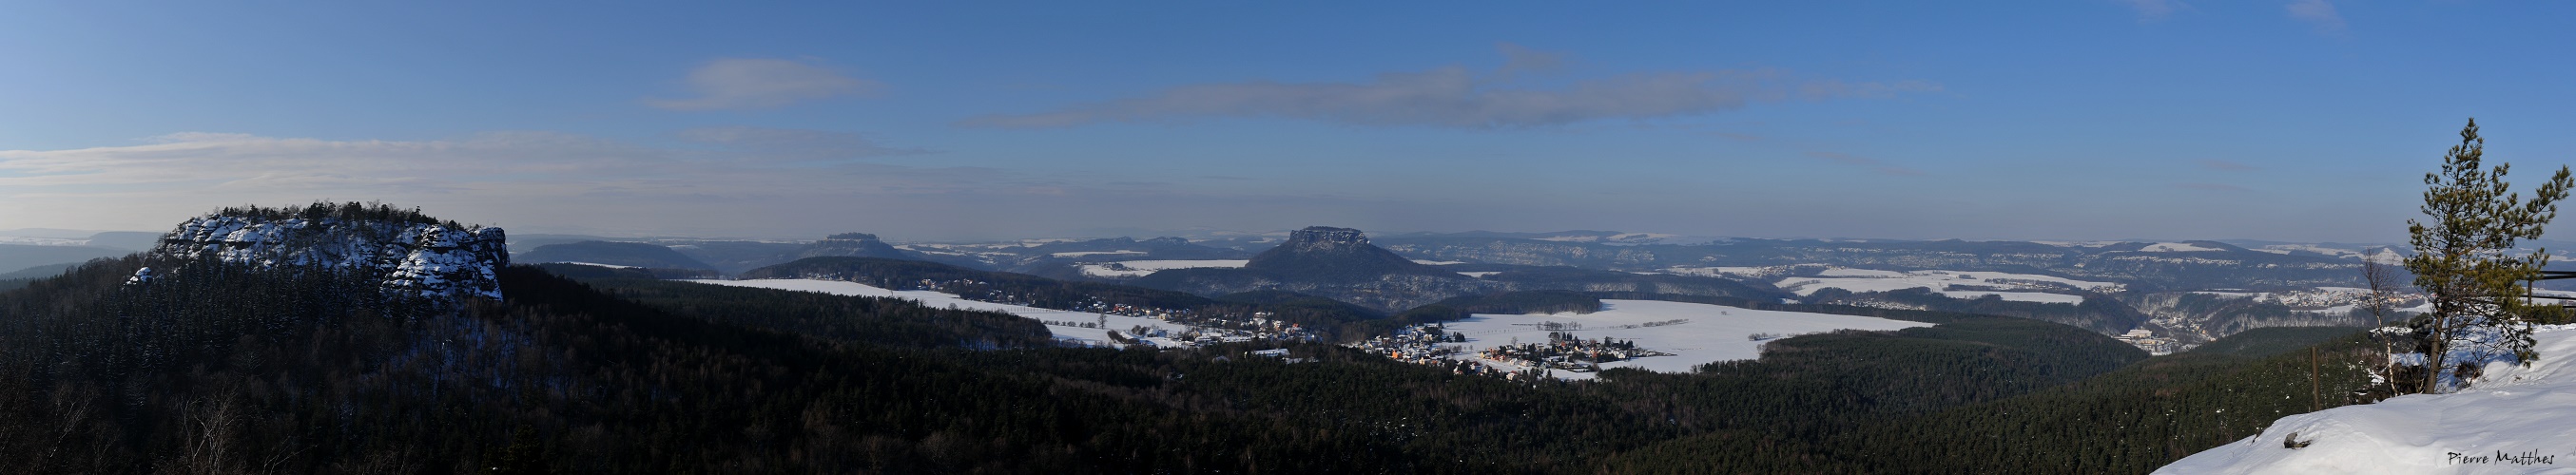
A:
136,203,509,300
1244,226,1447,279
1283,226,1370,252
801,232,906,259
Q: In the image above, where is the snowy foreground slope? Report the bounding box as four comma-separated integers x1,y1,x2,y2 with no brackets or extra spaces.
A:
683,278,1183,348
1445,299,1932,380
2157,325,2576,474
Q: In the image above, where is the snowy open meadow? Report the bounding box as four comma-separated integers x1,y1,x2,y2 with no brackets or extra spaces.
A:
683,278,1192,348
1443,299,1931,380
1768,268,2117,304
1075,259,1249,277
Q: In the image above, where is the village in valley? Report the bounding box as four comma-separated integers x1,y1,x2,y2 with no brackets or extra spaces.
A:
1346,322,1681,381
892,277,1325,348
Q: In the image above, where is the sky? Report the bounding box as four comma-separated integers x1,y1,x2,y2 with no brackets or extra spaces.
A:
5,1,2575,242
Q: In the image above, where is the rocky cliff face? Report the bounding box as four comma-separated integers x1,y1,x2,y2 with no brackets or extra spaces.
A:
1135,227,1500,312
138,212,508,299
799,233,907,259
1243,226,1452,280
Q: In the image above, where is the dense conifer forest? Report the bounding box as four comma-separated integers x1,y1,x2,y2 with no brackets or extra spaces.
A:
0,247,2405,473
739,256,1393,339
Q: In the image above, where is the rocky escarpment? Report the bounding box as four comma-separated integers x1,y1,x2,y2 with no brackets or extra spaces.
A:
135,204,508,299
1135,227,1790,312
800,233,908,259
1134,227,1501,312
1243,227,1455,280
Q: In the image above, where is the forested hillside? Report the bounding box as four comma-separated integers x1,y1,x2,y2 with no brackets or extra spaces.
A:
0,254,2209,473
1602,328,2387,473
742,256,1394,339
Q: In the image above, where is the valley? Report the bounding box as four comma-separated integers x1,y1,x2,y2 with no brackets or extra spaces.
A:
0,206,2524,473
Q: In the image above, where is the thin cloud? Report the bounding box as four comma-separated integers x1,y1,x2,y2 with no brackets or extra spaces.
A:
1804,151,1926,177
2198,160,2257,171
647,58,878,111
2175,182,2251,191
673,126,927,160
2285,0,2348,36
0,131,978,200
962,51,1937,129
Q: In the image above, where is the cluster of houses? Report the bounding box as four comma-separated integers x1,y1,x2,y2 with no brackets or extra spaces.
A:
2113,329,2181,355
893,278,1318,348
1116,314,1317,347
1473,332,1668,374
1344,324,1674,381
2274,289,2368,308
2204,287,2421,311
1347,324,1466,366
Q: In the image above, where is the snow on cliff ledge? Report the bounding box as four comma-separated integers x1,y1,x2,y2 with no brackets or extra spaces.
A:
138,215,508,299
2156,324,2576,474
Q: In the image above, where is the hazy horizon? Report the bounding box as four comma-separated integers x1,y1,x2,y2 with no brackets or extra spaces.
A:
9,3,2576,243
0,220,2424,248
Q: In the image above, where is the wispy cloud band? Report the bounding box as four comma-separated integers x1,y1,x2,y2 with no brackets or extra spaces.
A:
647,58,877,111
964,48,1936,129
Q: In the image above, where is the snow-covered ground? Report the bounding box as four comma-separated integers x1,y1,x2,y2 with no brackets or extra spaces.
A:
1050,250,1146,258
1535,232,1677,243
1442,299,1931,380
1663,265,1807,280
2256,244,2370,258
0,236,91,246
2157,324,2576,474
1771,268,2116,304
2141,242,2225,252
1075,259,1249,277
546,261,637,269
2033,240,2121,248
681,278,1191,348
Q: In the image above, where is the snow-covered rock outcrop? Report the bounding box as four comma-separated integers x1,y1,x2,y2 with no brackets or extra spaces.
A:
140,213,508,299
2156,324,2576,474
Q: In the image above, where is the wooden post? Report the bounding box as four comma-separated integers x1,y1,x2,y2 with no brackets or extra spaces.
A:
2312,347,2320,412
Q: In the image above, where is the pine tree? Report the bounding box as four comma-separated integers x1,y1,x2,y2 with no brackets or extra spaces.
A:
2403,118,2574,393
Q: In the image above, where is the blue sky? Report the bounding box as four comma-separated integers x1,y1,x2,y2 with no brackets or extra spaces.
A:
5,1,2574,242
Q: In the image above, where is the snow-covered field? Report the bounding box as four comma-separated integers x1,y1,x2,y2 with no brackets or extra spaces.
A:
2255,244,2370,258
2033,240,2121,248
1443,299,1931,380
1663,265,1804,279
681,278,1190,348
2158,324,2576,474
0,236,91,246
1535,232,1676,243
1772,268,2115,304
2140,242,2224,252
1075,259,1249,277
547,261,637,269
1051,250,1145,258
